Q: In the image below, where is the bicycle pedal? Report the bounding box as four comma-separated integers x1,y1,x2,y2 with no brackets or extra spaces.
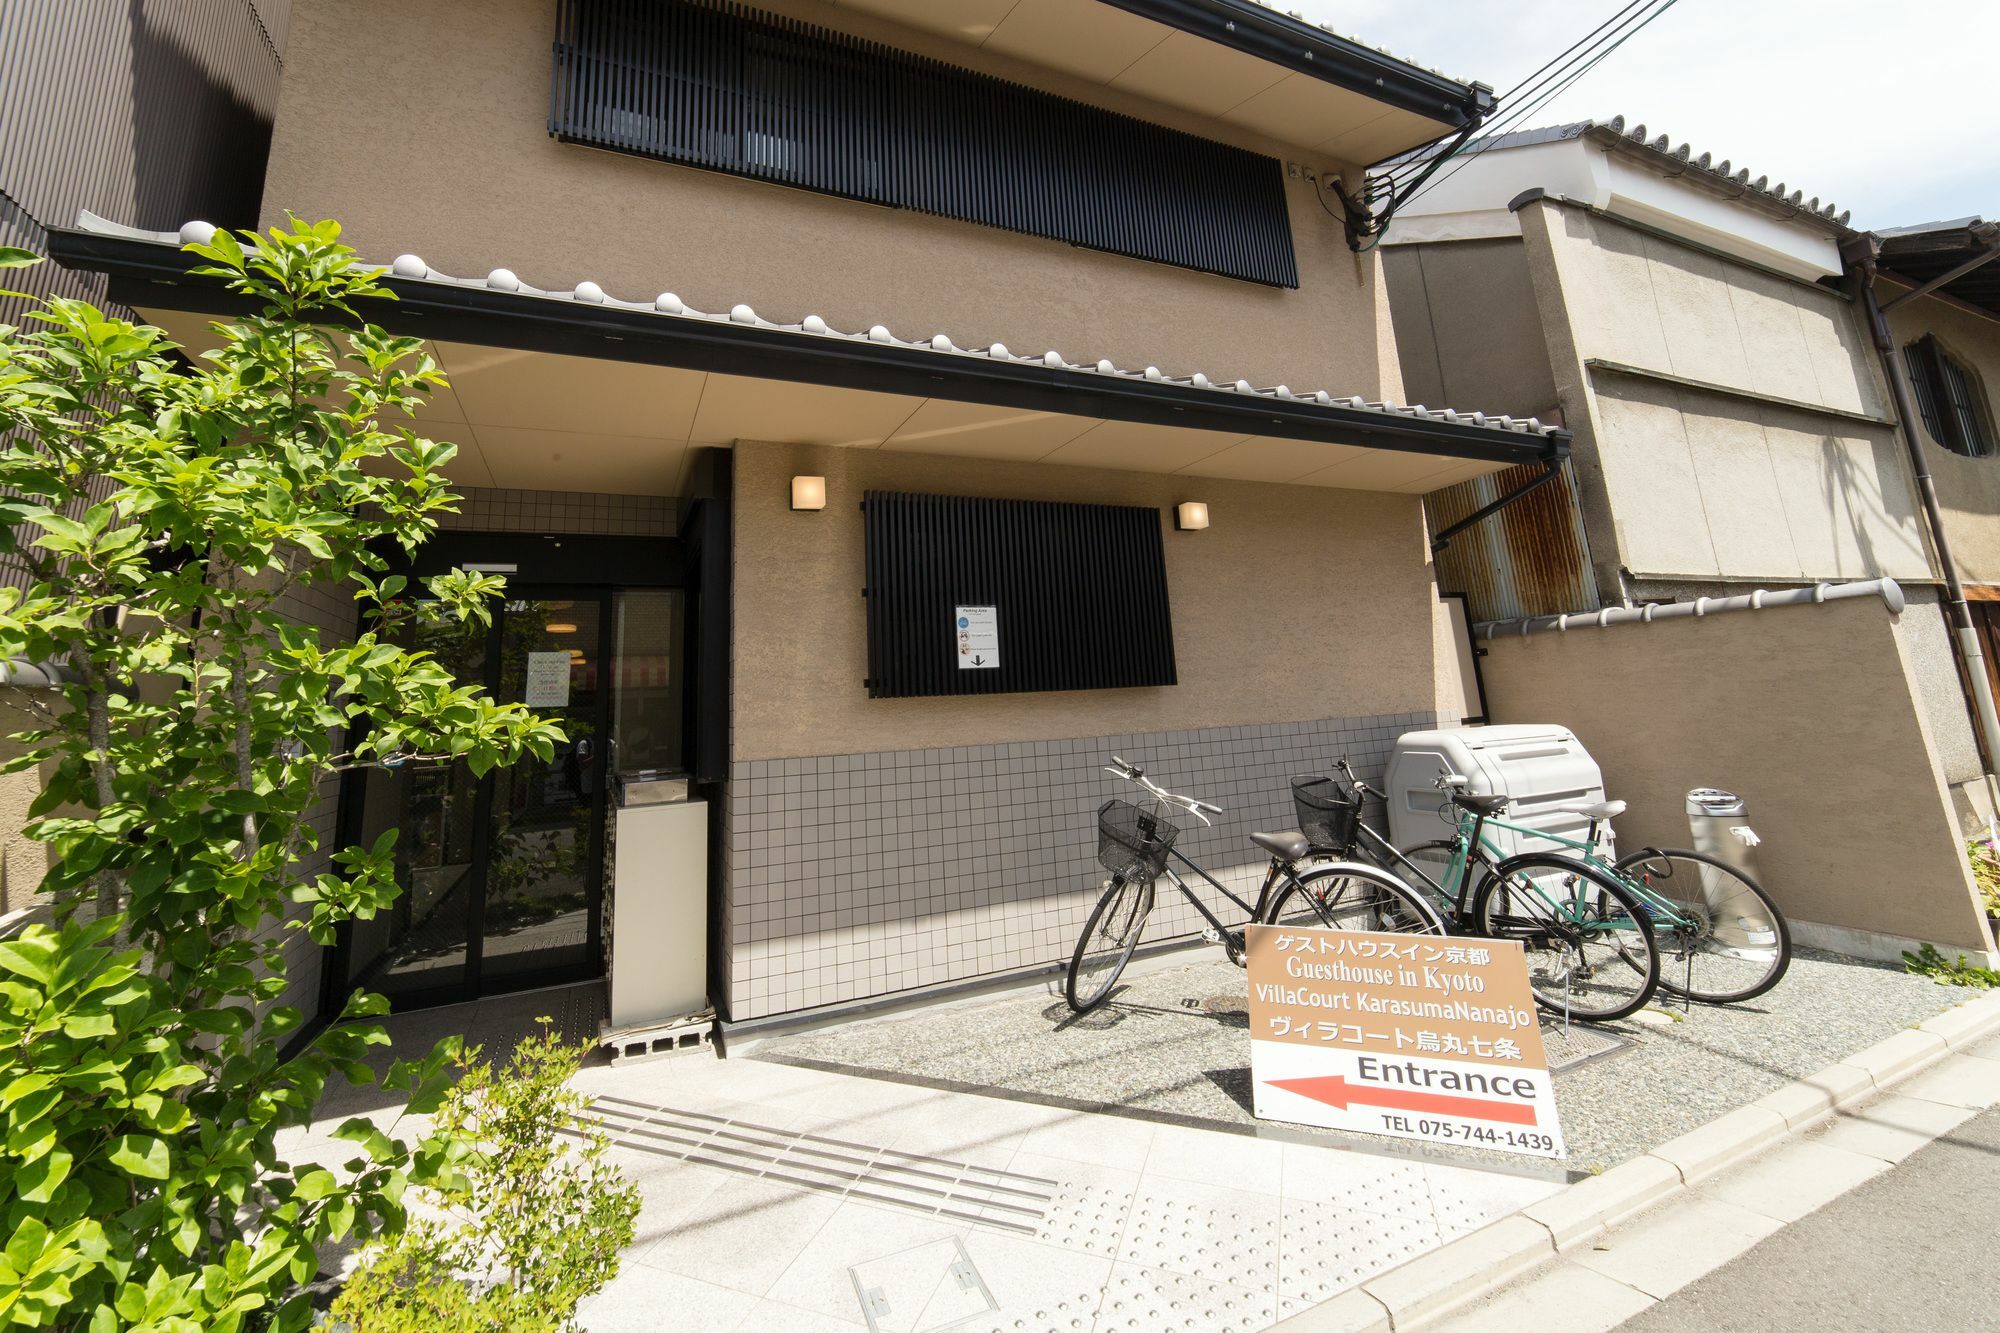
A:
1201,925,1225,946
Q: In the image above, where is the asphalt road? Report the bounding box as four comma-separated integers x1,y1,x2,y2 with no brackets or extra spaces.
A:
1617,1105,2000,1331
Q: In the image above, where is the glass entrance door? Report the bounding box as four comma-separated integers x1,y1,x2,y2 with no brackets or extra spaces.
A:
480,596,608,984
341,588,613,1008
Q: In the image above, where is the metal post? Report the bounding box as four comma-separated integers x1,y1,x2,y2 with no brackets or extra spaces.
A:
1850,246,2000,812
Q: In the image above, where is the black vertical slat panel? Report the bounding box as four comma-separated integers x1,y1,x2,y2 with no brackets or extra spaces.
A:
862,493,1176,700
548,0,1297,288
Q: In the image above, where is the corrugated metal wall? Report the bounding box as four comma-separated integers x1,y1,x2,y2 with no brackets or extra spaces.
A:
1426,459,1600,624
0,0,288,325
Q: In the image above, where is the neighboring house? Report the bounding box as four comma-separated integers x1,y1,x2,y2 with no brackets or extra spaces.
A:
1381,117,1996,962
1864,218,2000,711
51,0,1563,1031
0,1,288,916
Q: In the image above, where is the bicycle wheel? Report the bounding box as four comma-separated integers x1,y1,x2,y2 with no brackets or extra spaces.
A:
1263,862,1446,935
1614,848,1790,1003
1066,872,1154,1013
1472,854,1660,1023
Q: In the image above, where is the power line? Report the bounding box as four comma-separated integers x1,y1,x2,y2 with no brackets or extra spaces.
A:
1373,0,1667,197
1388,0,1684,206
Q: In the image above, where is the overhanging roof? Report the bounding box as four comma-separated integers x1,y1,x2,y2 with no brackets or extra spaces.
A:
47,217,1563,495
1876,217,2000,320
824,0,1492,163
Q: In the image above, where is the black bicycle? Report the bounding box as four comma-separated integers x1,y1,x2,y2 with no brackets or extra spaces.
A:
1065,757,1444,1013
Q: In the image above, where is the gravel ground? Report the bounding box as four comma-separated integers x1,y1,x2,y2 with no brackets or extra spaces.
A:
752,947,1967,1174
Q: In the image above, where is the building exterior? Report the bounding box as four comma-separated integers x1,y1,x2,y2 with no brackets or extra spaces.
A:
1381,118,1997,960
51,0,1566,1029
0,1,289,916
1865,217,2000,709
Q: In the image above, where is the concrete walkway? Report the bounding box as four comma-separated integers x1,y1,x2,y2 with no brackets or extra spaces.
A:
1427,1032,2000,1332
562,1052,1562,1332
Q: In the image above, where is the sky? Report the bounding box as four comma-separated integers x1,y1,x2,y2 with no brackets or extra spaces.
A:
1294,0,1999,230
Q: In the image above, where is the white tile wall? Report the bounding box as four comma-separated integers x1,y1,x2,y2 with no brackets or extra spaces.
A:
722,712,1437,1019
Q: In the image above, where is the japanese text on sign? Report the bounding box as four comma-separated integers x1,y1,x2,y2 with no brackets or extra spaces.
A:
1246,926,1566,1158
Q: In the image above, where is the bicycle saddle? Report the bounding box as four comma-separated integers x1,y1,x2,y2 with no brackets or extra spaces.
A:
1547,799,1627,820
1451,791,1510,816
1250,830,1311,862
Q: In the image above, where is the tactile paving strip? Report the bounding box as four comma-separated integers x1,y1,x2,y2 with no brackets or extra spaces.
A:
1277,1199,1442,1313
1115,1182,1279,1293
1033,1180,1134,1259
1095,1263,1277,1333
581,1097,1057,1235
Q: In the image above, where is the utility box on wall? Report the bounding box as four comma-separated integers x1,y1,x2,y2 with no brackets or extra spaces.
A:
861,490,1177,698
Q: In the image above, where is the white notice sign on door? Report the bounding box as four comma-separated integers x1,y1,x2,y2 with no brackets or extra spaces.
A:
955,605,999,670
524,651,572,707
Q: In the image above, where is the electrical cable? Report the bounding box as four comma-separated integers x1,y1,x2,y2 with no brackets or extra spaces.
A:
1373,0,1676,198
1388,0,1685,209
1375,0,1652,192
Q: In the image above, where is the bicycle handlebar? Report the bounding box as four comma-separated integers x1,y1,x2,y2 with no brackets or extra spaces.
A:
1105,755,1220,824
1331,756,1383,802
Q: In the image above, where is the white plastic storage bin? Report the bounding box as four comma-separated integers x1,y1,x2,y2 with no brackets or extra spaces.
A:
1384,725,1613,862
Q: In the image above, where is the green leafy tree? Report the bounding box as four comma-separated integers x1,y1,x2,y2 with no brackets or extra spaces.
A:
0,224,563,1329
328,1026,640,1332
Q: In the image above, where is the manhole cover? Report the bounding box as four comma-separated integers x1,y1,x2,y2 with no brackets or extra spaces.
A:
1541,1021,1632,1072
1200,993,1248,1017
849,1237,996,1332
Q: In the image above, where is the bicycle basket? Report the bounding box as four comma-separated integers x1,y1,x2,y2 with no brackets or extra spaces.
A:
1292,776,1361,852
1097,798,1180,879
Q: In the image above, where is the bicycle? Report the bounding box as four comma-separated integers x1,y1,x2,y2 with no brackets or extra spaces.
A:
1365,763,1790,1007
1273,764,1665,1023
1064,757,1443,1013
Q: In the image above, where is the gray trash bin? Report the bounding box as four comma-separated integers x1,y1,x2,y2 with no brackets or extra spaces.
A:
1686,788,1761,876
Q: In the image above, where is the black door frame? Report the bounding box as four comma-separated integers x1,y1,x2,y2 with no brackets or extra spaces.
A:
324,534,687,1016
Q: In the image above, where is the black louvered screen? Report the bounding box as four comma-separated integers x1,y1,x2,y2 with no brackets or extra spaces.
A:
863,492,1176,699
549,0,1298,288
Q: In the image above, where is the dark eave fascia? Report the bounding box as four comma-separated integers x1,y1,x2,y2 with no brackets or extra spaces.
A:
45,227,1560,468
1098,0,1493,129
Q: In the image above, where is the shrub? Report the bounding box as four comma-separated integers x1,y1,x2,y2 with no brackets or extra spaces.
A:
327,1026,640,1332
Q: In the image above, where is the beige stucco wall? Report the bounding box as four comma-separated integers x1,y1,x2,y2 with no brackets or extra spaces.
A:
1882,282,2000,586
1514,199,1928,591
1479,596,1991,951
264,0,1403,400
731,440,1440,760
1382,239,1558,420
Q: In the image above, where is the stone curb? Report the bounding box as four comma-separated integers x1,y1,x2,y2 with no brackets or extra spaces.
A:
1273,988,2000,1331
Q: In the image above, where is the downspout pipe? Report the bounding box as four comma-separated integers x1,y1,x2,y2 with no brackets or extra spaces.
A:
1846,235,2000,812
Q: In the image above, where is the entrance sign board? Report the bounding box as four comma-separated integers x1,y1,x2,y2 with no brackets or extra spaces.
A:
955,605,999,670
1246,925,1565,1158
524,651,573,708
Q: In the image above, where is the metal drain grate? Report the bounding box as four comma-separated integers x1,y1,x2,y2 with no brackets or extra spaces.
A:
579,1097,1057,1235
1541,1020,1632,1072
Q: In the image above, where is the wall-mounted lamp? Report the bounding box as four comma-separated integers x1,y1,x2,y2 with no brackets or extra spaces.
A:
1175,501,1210,531
792,475,827,511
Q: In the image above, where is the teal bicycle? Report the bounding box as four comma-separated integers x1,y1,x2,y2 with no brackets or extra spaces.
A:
1326,760,1791,1017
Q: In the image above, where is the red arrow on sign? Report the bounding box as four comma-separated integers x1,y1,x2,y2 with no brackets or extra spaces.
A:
1267,1075,1538,1126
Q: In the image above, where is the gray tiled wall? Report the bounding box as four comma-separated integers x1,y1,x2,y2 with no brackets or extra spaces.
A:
722,710,1439,1019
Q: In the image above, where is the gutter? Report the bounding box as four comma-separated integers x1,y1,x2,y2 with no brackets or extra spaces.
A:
1102,0,1493,129
45,226,1565,469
